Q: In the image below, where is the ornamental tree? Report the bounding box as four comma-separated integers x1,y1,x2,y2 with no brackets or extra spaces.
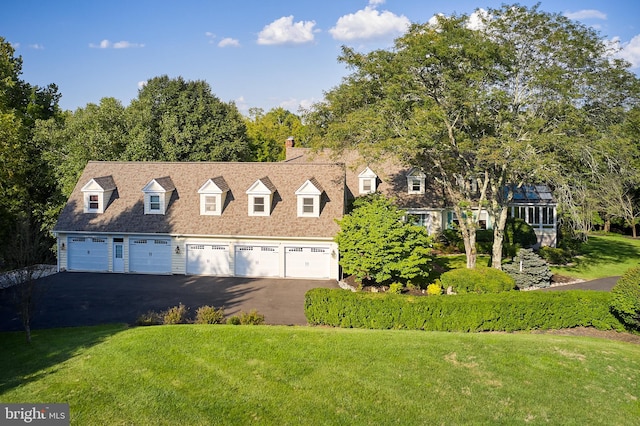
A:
334,194,433,285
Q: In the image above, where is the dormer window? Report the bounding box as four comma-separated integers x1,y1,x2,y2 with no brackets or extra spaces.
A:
246,177,276,217
198,177,229,216
295,178,323,218
358,167,378,195
81,176,116,214
406,168,426,194
142,177,175,215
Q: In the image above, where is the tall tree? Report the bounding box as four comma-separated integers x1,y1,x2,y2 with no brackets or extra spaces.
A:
305,5,640,268
0,37,61,268
124,75,251,162
245,107,306,161
36,98,129,197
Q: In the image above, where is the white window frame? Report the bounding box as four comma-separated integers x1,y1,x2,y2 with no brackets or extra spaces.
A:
358,167,378,195
198,178,228,216
84,193,101,213
295,179,322,218
246,179,275,217
149,195,161,211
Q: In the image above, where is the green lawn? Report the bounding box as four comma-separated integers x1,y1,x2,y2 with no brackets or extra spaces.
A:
551,233,640,280
2,324,639,425
432,233,640,282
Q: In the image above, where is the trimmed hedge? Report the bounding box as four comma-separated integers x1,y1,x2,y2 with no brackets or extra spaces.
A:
610,267,640,330
440,267,516,294
304,288,624,332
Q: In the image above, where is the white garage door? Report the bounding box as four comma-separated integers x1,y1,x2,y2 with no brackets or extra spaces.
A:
235,245,279,277
186,244,230,275
67,236,109,271
129,238,172,274
285,247,331,279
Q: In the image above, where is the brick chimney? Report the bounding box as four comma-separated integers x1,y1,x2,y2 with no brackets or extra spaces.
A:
285,136,295,148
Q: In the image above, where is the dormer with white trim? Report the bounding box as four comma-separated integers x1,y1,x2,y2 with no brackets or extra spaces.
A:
198,177,229,216
406,168,426,194
295,178,323,218
358,167,378,195
142,176,175,215
81,176,116,214
246,177,276,216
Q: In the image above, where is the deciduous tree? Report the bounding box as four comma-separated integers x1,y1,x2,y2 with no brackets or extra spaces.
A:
335,194,432,285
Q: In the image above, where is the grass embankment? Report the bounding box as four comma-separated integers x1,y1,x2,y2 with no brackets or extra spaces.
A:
551,233,640,280
2,324,639,425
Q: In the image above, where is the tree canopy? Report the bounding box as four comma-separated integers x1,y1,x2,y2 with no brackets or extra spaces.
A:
305,4,640,268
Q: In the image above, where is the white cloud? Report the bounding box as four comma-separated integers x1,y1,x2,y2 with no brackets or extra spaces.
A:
218,37,240,48
205,32,216,44
28,43,44,50
466,9,490,31
279,97,316,112
257,16,316,45
138,80,147,90
368,0,385,6
89,39,144,49
618,34,640,69
564,9,607,21
330,6,410,41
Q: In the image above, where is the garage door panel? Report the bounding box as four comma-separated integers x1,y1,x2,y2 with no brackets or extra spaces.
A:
68,237,109,271
187,244,230,275
285,247,330,279
129,238,171,274
235,246,279,277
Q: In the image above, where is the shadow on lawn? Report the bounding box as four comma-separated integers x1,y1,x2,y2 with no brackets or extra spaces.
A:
0,324,126,395
565,235,640,273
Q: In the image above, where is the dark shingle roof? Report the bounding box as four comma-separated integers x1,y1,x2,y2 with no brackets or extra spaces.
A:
55,161,346,238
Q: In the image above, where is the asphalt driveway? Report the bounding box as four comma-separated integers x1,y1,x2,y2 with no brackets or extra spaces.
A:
0,272,339,331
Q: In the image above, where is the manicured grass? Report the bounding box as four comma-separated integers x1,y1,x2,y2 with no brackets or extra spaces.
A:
2,324,639,425
551,233,640,280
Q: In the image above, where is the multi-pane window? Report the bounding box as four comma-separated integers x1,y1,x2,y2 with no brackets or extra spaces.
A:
253,197,265,213
362,179,372,193
411,179,422,192
89,194,99,210
302,197,314,214
150,195,161,211
204,196,217,213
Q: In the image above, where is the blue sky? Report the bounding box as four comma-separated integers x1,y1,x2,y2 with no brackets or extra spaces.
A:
3,0,640,115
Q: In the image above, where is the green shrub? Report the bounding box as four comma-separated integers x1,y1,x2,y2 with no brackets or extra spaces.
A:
136,310,163,326
226,316,241,325
163,303,190,324
194,305,225,324
503,248,552,289
304,288,624,332
388,282,404,294
610,267,640,330
538,246,573,265
440,267,516,294
239,309,265,325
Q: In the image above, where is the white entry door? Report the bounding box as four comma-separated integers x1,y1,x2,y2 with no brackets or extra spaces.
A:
186,244,230,275
234,245,279,277
284,247,331,279
113,242,124,272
